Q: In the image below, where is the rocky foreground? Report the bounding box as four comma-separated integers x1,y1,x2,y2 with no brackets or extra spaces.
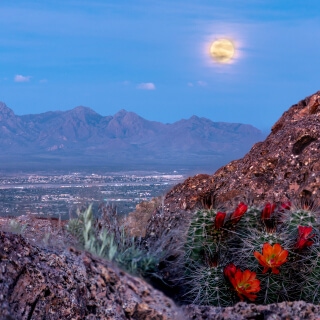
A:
1,230,320,319
2,91,320,319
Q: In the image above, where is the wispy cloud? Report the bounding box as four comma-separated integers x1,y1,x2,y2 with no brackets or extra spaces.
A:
14,74,31,82
39,79,48,83
187,81,207,87
136,82,156,90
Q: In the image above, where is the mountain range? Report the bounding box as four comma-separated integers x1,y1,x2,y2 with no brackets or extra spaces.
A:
0,102,266,171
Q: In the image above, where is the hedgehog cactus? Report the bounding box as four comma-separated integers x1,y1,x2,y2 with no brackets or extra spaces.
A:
182,200,320,306
184,262,234,306
185,209,229,265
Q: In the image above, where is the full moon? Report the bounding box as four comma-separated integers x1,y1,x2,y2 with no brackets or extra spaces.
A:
210,39,235,63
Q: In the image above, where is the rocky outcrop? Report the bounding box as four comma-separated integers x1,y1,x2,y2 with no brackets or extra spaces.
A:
124,197,163,237
162,91,320,215
0,231,180,319
142,91,320,277
183,301,320,319
2,229,320,319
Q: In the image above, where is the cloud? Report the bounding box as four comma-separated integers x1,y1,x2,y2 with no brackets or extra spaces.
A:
136,82,156,90
39,79,48,83
14,75,31,82
197,80,207,86
188,81,207,87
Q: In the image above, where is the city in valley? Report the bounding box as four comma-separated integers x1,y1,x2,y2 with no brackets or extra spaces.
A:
0,171,185,220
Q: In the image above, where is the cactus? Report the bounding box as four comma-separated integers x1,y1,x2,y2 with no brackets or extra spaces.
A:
185,209,229,265
183,260,234,306
180,200,320,306
294,227,320,303
285,208,319,234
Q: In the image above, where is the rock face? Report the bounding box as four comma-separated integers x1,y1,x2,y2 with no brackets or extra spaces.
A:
142,91,320,270
162,91,320,215
0,231,179,319
183,301,320,319
2,230,320,320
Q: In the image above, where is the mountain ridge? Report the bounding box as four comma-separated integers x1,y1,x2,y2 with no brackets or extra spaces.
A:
0,102,266,170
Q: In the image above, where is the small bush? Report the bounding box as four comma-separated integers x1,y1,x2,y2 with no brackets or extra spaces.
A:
67,204,158,277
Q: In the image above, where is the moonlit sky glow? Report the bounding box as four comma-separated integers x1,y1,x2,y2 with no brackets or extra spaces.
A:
1,0,320,132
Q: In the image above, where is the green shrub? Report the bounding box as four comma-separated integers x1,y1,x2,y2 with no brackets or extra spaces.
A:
67,204,158,277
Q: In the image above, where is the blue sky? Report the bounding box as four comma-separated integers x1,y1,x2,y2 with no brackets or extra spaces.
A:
1,1,320,132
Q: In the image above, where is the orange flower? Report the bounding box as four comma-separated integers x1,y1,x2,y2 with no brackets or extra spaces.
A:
224,264,260,301
254,243,288,274
230,202,248,225
295,226,315,250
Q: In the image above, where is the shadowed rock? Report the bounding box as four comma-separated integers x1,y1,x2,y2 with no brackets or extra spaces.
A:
0,231,179,319
142,91,320,286
1,230,319,319
161,91,320,216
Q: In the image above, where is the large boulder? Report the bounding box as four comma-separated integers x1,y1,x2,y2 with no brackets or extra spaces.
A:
140,91,320,295
0,231,180,319
144,91,320,241
182,301,320,319
0,229,320,320
1,230,320,319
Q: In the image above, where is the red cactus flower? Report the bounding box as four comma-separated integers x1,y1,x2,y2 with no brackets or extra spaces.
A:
254,243,288,274
280,201,291,212
295,226,315,250
224,264,260,301
224,263,237,279
215,211,226,230
230,202,248,225
261,203,276,221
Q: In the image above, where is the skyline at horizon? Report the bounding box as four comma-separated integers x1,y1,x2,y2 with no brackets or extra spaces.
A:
1,1,320,132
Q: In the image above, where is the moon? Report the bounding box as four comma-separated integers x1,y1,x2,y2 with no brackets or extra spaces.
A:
210,39,235,63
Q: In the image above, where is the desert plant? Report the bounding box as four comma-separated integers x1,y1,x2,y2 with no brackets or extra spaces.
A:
7,219,26,235
178,200,320,306
67,204,158,277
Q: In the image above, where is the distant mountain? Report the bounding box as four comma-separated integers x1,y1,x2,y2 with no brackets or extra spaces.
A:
0,102,266,171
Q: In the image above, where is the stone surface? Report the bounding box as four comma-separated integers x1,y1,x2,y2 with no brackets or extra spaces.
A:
124,197,163,237
1,219,320,319
159,91,320,217
0,231,180,319
183,301,320,320
142,90,320,291
0,215,72,251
